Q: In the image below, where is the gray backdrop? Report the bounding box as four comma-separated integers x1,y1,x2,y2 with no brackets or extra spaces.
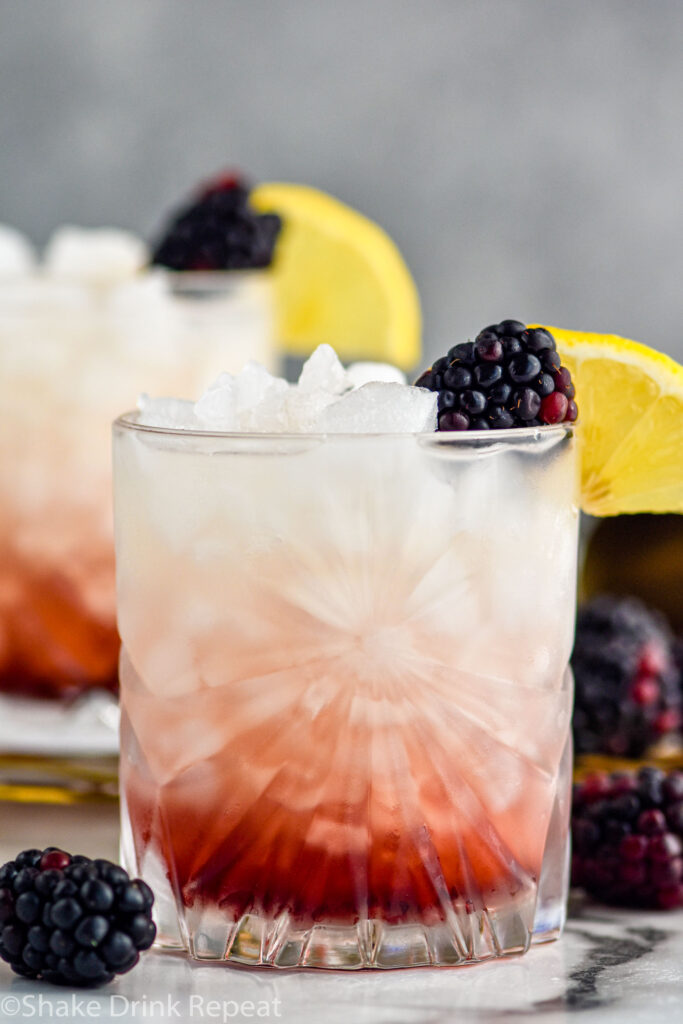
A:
1,0,682,366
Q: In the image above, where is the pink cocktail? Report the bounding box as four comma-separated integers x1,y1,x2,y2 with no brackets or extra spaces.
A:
114,414,578,968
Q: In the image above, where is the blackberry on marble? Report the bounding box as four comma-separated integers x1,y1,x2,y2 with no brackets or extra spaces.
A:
0,848,155,987
415,321,578,430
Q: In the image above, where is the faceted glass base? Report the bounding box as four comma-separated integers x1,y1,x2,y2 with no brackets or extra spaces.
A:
149,902,539,970
141,870,567,970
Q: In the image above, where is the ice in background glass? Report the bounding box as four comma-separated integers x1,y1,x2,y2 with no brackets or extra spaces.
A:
114,412,578,968
0,227,273,699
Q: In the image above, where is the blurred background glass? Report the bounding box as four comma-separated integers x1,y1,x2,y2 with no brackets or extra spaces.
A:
1,0,682,366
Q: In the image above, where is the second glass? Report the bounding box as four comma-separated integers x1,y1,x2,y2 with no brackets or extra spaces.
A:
0,269,272,700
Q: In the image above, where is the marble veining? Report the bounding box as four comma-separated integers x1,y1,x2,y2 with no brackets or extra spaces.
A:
528,915,671,1017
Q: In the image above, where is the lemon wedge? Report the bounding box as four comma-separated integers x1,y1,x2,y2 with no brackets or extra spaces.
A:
251,183,421,370
538,326,683,516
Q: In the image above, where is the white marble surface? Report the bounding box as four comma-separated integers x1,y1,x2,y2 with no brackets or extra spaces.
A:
0,802,681,1023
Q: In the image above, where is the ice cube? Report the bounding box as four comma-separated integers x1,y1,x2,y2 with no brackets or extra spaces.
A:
346,361,407,387
192,364,292,431
44,226,148,283
283,387,337,432
0,224,36,274
298,344,348,394
235,362,280,411
137,394,200,429
316,383,438,433
234,362,290,431
194,377,238,431
242,395,290,432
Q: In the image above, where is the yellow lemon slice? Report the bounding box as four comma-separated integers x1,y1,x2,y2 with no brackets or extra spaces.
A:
538,326,683,516
251,183,421,370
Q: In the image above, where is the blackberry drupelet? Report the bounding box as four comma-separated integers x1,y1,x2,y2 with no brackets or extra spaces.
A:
572,595,681,757
151,172,281,271
414,320,578,431
572,767,683,909
0,849,155,986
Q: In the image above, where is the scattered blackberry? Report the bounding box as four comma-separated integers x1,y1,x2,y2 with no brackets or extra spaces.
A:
572,596,681,757
415,320,578,431
572,767,683,909
0,849,155,986
151,172,281,271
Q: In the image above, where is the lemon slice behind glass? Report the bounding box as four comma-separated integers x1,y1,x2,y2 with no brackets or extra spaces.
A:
251,183,421,371
541,326,683,516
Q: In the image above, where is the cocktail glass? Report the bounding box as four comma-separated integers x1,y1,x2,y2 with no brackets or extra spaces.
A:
113,416,578,968
0,268,272,700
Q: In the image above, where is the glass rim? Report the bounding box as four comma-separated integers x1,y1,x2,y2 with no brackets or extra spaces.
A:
114,409,575,445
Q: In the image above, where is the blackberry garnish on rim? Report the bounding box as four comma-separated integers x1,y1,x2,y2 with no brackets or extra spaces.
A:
151,172,281,272
415,320,578,431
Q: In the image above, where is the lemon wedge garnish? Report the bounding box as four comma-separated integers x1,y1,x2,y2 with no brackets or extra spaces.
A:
539,326,683,516
251,183,421,371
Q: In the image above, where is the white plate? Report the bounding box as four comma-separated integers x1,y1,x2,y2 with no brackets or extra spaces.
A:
0,691,120,757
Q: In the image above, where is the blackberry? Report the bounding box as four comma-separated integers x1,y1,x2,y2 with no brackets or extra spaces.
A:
572,767,683,909
675,637,683,714
0,849,155,987
415,321,578,431
572,595,681,757
151,172,281,271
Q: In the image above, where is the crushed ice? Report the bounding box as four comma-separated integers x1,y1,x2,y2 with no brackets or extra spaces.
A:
44,226,148,283
0,223,148,284
136,395,200,430
137,344,437,434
